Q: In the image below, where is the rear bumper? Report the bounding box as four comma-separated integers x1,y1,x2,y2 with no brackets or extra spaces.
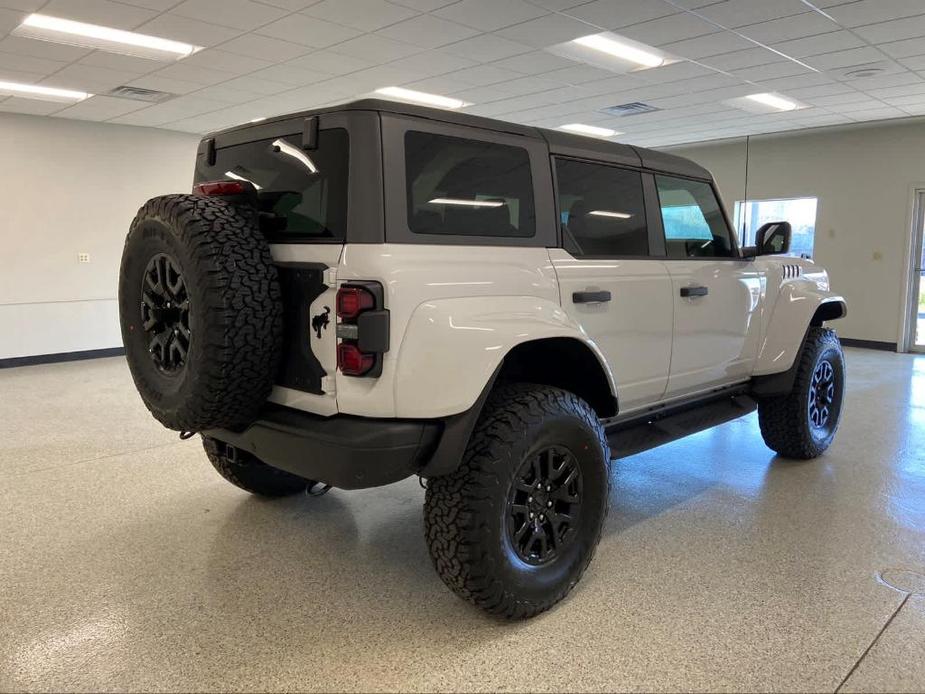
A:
204,406,442,490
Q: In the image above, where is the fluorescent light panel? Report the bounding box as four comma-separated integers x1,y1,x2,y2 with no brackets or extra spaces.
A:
0,80,90,103
14,14,202,61
745,92,798,111
558,123,618,138
429,198,504,207
573,34,666,68
375,87,469,109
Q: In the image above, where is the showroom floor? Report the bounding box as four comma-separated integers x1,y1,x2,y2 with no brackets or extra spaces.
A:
1,348,923,693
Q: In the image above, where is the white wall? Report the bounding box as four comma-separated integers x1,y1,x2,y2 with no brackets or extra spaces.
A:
667,118,925,347
0,113,199,359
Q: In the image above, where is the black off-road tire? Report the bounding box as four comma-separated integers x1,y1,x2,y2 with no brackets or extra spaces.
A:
202,436,309,497
119,194,282,432
424,383,611,619
758,327,845,459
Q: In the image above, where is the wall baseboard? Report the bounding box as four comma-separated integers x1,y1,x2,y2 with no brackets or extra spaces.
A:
840,338,897,352
0,347,125,369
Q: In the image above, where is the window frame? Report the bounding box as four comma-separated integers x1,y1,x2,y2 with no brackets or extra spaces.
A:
551,155,664,260
650,172,745,261
381,113,556,247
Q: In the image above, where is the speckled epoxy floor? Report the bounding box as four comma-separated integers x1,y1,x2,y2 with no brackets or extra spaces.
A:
1,349,924,692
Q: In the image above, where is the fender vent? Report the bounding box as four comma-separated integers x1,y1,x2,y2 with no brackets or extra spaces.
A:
782,264,802,280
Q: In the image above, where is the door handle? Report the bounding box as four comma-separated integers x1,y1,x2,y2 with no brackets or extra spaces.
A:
573,290,611,304
680,285,709,297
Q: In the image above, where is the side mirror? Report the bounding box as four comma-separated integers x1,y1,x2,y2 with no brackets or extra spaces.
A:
755,221,791,255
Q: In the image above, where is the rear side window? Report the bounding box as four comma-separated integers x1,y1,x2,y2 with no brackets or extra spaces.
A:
655,175,735,258
404,131,535,237
555,158,648,257
196,128,348,242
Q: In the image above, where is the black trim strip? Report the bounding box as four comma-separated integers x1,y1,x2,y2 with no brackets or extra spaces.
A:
840,338,896,352
0,347,125,369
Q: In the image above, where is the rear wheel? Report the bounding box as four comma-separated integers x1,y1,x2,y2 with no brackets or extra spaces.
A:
202,436,310,497
424,384,610,619
758,327,845,459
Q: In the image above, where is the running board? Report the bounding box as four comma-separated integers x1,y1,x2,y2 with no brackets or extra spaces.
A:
606,393,757,459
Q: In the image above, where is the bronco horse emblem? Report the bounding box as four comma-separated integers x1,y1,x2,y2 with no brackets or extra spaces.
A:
312,306,331,339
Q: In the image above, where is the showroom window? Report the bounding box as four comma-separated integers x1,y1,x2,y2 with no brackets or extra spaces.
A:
733,196,818,258
554,158,649,257
404,130,535,237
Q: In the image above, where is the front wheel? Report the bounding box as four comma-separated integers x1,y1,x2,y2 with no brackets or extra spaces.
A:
758,327,845,459
424,384,611,619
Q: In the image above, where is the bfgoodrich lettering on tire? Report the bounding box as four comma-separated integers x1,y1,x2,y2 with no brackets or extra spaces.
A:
424,383,611,619
758,327,845,459
118,194,282,432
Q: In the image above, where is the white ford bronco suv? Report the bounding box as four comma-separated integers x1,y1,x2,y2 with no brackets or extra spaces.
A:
119,98,846,619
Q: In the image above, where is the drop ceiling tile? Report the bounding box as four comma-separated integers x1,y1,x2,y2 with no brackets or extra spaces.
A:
76,51,164,74
48,63,146,90
618,13,719,46
827,97,890,112
110,93,228,125
880,92,925,107
0,36,92,62
175,49,275,75
127,74,204,94
329,33,424,62
441,34,533,62
525,0,592,10
805,46,888,71
902,55,925,71
433,0,547,31
853,14,925,44
561,0,676,29
387,50,477,78
171,0,289,31
0,67,46,83
247,64,332,86
732,59,810,81
825,0,925,28
244,0,320,11
299,0,416,31
695,0,808,28
0,0,43,10
635,61,720,84
771,30,865,59
0,52,68,76
661,30,754,59
153,62,235,85
454,75,557,102
854,71,924,89
375,14,479,49
221,34,311,61
541,63,618,85
388,0,456,9
787,82,857,98
187,82,266,103
491,50,579,75
286,50,376,75
53,94,146,119
136,14,243,47
738,12,839,43
115,0,183,9
38,0,158,30
804,91,873,106
216,74,294,95
444,63,525,87
844,106,907,120
256,14,363,48
0,7,25,33
407,75,477,94
496,13,595,48
879,37,925,59
702,47,782,71
0,95,65,114
863,81,925,99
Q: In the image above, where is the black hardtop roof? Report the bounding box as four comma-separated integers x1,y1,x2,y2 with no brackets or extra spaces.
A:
205,97,711,181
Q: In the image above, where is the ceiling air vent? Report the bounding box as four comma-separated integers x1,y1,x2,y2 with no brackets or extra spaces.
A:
107,85,175,103
600,101,661,117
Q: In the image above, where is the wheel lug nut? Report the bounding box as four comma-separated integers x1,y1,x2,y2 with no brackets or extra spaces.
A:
529,512,534,519
528,496,533,502
546,485,551,492
547,501,552,507
539,514,545,521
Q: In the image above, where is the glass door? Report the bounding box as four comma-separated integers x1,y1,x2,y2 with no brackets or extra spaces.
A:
907,191,925,352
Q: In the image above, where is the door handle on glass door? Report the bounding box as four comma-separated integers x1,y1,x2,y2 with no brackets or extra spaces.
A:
680,285,709,297
573,290,611,304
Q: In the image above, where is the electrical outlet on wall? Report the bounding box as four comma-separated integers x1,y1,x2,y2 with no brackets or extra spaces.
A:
78,252,90,263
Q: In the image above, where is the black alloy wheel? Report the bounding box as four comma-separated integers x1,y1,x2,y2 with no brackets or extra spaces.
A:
141,253,191,373
808,359,836,430
506,445,582,566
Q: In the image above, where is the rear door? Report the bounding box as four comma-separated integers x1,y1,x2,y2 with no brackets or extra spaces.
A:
195,111,377,415
652,174,763,397
550,158,673,413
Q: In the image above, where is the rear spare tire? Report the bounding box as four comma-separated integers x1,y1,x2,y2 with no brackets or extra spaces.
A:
118,194,282,432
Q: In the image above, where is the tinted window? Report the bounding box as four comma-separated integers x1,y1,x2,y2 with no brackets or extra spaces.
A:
195,128,348,242
555,159,648,257
655,175,735,258
405,131,535,237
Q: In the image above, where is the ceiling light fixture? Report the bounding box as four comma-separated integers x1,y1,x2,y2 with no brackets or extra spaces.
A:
589,210,632,219
375,86,469,109
572,34,666,69
558,123,618,138
745,92,798,111
0,80,91,103
14,14,202,61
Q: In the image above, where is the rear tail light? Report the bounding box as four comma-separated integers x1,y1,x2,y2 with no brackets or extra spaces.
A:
337,343,375,376
193,180,246,196
336,286,375,320
335,282,389,378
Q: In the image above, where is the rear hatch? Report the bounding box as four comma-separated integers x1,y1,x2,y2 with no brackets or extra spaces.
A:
193,120,350,414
